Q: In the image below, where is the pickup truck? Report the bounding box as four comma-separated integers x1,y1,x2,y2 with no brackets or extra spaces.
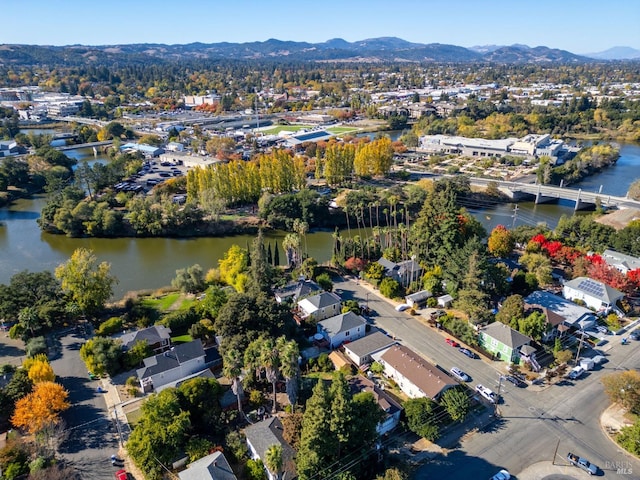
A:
567,452,598,475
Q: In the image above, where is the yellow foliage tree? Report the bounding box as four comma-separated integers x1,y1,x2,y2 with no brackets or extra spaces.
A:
11,381,70,434
22,353,49,372
27,358,56,384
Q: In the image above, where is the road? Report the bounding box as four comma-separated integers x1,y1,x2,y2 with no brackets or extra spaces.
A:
334,277,640,479
50,329,121,480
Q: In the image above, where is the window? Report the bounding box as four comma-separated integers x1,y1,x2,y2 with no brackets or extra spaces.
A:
345,331,350,336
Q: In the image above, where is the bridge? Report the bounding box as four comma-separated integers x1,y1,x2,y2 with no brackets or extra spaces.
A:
406,171,640,211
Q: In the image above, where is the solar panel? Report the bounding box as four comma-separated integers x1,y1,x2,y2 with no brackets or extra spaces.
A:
577,279,605,298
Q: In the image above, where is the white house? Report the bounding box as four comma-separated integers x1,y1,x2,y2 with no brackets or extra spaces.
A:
343,331,396,366
317,311,367,349
376,344,457,400
244,417,296,480
297,291,342,323
137,340,206,392
563,277,624,314
178,451,237,480
525,290,597,331
601,249,640,275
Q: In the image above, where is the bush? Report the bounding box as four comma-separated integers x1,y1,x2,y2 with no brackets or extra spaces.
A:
379,277,403,299
225,431,248,463
158,308,199,335
427,297,438,308
246,459,267,480
96,316,124,336
248,390,265,409
316,353,334,372
25,337,47,357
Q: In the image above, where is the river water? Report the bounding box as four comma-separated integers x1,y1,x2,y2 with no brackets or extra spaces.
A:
1,143,639,298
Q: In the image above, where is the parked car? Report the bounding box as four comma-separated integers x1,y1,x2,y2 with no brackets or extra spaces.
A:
567,452,598,475
489,470,510,480
630,330,640,341
596,325,610,335
568,366,585,380
395,304,410,312
459,347,476,359
450,367,470,382
502,375,526,388
475,384,498,404
445,338,460,347
115,469,128,480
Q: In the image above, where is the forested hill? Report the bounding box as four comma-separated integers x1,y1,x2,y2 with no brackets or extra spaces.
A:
0,37,592,66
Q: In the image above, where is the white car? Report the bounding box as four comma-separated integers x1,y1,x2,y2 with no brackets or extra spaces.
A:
490,470,510,480
395,304,410,312
450,367,470,382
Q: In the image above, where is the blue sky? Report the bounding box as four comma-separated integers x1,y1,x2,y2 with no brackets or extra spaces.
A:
5,0,639,53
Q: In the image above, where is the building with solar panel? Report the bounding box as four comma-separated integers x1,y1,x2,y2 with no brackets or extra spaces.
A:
562,277,624,314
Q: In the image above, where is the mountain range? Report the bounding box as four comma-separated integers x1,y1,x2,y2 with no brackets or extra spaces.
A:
0,37,638,66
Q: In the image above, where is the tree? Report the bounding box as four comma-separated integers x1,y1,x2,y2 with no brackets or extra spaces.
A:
26,356,55,384
177,377,222,434
404,397,439,441
80,337,123,376
519,252,553,286
222,348,245,417
55,248,117,317
124,340,153,370
518,311,548,341
316,272,333,292
11,382,70,435
217,244,249,293
329,374,355,458
376,468,408,480
554,349,573,365
171,264,205,293
617,419,640,455
440,388,471,422
487,225,515,258
602,370,640,414
379,277,403,299
265,444,283,480
249,230,272,294
496,295,525,329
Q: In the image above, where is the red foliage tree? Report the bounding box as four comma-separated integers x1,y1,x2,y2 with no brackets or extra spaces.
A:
587,261,632,292
344,257,366,272
627,269,640,289
530,234,547,245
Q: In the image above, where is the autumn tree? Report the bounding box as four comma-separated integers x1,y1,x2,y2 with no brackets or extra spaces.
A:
602,370,640,414
11,382,70,435
487,225,515,258
215,244,249,293
55,248,117,317
496,295,525,329
26,355,55,384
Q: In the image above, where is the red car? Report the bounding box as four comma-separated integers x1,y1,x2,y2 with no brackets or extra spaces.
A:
445,338,459,347
115,470,128,480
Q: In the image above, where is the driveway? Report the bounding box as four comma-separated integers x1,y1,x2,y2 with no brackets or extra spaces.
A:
49,329,121,480
333,277,640,479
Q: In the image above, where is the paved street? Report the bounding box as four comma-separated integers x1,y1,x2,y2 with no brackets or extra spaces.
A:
334,277,640,479
49,329,121,480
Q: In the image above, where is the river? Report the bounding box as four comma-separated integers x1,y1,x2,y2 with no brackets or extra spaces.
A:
1,143,639,298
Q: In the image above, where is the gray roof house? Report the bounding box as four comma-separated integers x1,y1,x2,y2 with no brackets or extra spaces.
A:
602,249,640,275
297,291,342,323
525,290,597,331
343,331,396,366
120,325,172,352
563,277,624,314
377,257,422,287
274,279,322,304
317,311,367,349
244,417,296,480
178,451,237,480
405,290,432,308
478,322,532,364
349,376,403,435
137,340,206,392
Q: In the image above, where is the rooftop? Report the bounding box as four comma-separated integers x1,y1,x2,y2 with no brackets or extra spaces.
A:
343,331,396,357
564,276,624,304
480,322,532,349
318,311,367,337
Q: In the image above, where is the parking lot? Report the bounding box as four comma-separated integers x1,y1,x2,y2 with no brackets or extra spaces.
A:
114,158,185,194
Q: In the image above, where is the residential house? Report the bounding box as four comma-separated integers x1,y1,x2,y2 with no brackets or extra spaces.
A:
349,376,403,435
244,417,296,480
601,249,640,275
0,140,21,158
525,290,597,332
478,322,533,364
563,277,624,314
317,311,367,349
405,290,432,308
120,325,172,353
296,291,342,323
137,340,206,392
274,279,322,304
376,344,457,400
343,331,396,366
437,294,454,308
178,451,237,480
377,257,422,287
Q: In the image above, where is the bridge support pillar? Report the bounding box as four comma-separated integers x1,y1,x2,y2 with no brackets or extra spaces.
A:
574,189,582,211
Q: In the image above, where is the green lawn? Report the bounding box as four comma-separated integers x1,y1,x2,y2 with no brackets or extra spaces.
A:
326,126,360,134
260,124,312,134
171,334,194,344
141,292,181,311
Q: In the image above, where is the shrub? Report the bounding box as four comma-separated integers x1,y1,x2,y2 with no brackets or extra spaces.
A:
248,390,264,409
225,431,248,463
126,376,138,387
96,316,124,336
158,308,199,335
427,297,438,308
379,277,403,299
246,459,267,480
25,337,47,357
316,353,334,372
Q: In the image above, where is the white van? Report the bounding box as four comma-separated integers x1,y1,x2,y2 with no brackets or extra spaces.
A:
475,384,498,403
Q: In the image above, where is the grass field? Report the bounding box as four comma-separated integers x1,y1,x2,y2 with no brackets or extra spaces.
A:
171,334,194,344
260,125,312,134
326,126,360,135
140,292,195,311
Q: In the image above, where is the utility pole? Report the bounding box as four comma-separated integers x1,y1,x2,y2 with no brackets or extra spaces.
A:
575,330,585,364
511,204,519,229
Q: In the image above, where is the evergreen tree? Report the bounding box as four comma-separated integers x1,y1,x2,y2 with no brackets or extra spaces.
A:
273,240,280,267
297,380,335,479
329,373,355,458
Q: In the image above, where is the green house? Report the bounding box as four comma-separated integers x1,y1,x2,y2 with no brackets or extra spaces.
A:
479,322,532,364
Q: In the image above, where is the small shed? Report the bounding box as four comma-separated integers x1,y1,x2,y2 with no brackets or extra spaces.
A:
405,290,432,308
437,294,453,308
